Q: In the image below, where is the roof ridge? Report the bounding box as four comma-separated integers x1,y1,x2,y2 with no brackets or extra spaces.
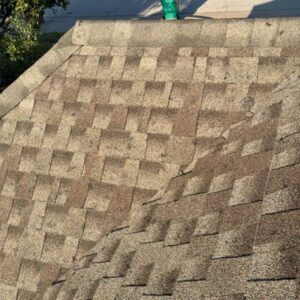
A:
72,18,300,48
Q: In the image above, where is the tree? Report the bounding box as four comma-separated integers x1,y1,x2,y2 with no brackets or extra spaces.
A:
0,0,69,61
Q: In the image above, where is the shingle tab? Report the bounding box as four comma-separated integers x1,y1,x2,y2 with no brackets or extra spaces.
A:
1,18,300,300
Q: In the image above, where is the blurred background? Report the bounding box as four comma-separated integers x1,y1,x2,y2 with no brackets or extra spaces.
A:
42,0,300,32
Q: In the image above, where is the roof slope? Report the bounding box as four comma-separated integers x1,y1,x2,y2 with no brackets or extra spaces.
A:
0,18,299,299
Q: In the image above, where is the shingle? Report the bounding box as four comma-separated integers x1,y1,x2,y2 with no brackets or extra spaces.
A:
251,19,279,47
213,225,256,258
0,253,22,285
105,251,135,278
144,81,171,108
272,147,300,169
242,138,263,156
193,213,220,236
16,289,37,300
275,18,300,47
43,205,86,238
82,210,107,242
154,57,176,82
144,220,170,243
253,47,282,57
2,18,300,300
128,132,147,160
205,256,250,296
54,178,72,205
102,157,126,185
97,56,126,80
245,280,297,300
164,136,195,164
164,219,196,247
59,78,81,102
73,278,102,300
266,164,300,202
279,103,300,125
126,47,144,57
188,236,217,263
0,196,13,224
254,210,300,249
17,259,42,292
7,198,33,228
2,225,23,255
173,107,198,137
172,57,195,83
144,265,180,296
0,144,22,170
17,229,45,260
124,263,154,286
145,134,168,162
123,56,142,81
262,187,300,215
249,249,297,280
202,83,227,111
225,20,253,47
178,257,210,281
128,205,155,234
173,280,208,299
143,47,162,57
192,57,207,83
147,108,176,135
220,202,261,233
136,161,179,191
199,20,228,47
205,189,231,214
221,140,243,155
41,233,79,267
92,79,112,104
183,175,211,196
229,173,265,206
0,283,18,300
169,83,189,109
209,171,234,193
31,99,52,123
158,175,186,204
228,47,254,57
49,150,73,177
258,57,287,84
28,201,47,230
178,47,192,57
99,130,130,157
205,57,228,83
93,278,123,300
226,57,259,84
77,78,96,103
82,56,99,78
85,182,113,211
13,121,45,147
276,131,300,154
93,237,121,263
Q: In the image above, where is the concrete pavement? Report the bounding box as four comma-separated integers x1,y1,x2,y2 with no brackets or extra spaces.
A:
41,0,300,32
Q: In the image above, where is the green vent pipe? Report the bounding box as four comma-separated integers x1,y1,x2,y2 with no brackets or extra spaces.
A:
161,0,178,20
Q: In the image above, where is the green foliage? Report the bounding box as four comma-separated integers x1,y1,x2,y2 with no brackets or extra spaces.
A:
0,0,68,61
0,32,62,92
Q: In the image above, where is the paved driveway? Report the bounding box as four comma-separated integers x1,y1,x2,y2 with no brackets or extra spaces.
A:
42,0,300,32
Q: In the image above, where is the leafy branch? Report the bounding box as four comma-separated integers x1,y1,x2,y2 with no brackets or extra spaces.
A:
0,0,68,61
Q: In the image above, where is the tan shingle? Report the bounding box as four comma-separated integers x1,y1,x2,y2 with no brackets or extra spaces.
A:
0,18,299,300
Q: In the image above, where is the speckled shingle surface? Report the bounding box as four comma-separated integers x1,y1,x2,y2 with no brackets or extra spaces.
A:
0,18,300,299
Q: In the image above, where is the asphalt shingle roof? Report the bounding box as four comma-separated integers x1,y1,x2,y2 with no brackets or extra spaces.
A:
0,18,299,299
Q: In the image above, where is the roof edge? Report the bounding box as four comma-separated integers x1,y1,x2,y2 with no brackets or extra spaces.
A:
72,17,300,47
0,28,80,119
